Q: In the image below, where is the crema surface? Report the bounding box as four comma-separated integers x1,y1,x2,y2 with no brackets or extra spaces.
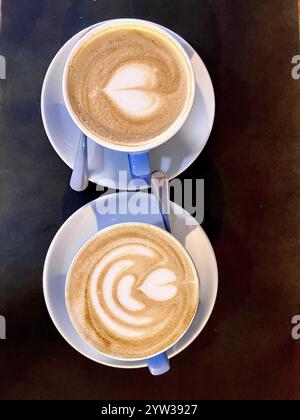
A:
67,24,192,147
66,224,199,359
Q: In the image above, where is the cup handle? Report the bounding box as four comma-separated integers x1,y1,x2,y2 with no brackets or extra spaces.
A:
128,152,151,182
147,352,170,376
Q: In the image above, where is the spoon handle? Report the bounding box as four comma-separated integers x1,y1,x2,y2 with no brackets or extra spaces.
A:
70,132,89,192
151,170,171,232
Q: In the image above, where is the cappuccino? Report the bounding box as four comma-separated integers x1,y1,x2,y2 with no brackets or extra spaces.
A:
66,223,199,360
66,23,193,148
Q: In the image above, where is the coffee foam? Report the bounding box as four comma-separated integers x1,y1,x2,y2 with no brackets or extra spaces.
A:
67,24,192,147
103,63,162,118
66,224,199,359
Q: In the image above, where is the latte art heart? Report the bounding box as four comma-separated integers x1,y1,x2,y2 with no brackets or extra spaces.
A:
66,224,199,360
67,24,192,147
139,268,178,301
103,63,162,118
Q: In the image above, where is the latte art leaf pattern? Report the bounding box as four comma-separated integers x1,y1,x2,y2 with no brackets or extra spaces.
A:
89,245,178,338
67,224,199,359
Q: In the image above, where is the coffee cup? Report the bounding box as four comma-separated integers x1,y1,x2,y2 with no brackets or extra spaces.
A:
62,19,195,182
65,222,200,375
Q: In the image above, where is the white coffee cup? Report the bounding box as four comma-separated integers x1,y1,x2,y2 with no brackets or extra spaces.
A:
65,222,200,375
62,19,196,180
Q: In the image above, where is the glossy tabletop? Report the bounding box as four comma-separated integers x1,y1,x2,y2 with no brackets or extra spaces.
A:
0,0,299,400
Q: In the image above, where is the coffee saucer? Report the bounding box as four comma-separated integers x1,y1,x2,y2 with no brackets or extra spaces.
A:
43,192,218,368
41,20,215,190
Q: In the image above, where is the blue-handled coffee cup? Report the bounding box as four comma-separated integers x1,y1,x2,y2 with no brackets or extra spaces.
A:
65,222,200,376
62,18,195,184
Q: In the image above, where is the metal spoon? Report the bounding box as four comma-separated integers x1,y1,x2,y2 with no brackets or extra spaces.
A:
151,170,171,232
70,132,89,192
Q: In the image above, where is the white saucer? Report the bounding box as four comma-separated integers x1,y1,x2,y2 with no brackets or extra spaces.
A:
43,192,218,369
41,21,215,190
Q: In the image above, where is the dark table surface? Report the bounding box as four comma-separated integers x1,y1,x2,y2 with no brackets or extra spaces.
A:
0,0,299,400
